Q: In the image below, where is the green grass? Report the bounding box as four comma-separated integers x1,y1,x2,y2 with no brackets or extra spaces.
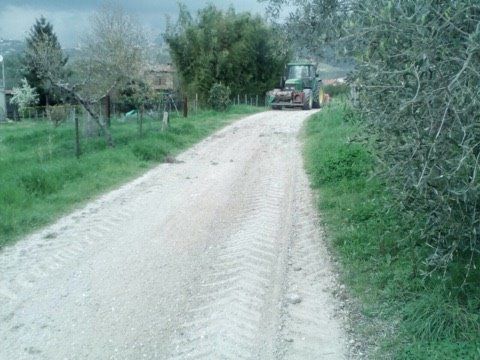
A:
303,100,480,359
0,105,262,248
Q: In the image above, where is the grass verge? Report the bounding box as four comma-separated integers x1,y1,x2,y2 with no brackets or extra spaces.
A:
303,100,479,359
0,105,262,248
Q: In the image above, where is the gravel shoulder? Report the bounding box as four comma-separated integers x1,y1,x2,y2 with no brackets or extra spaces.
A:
0,110,347,359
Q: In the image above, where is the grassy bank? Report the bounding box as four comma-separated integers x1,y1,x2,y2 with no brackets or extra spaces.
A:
0,105,261,248
303,100,479,359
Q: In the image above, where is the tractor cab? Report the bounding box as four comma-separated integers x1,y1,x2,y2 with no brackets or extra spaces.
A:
284,63,317,91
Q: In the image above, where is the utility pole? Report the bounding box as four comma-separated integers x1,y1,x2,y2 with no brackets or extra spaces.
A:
0,55,5,89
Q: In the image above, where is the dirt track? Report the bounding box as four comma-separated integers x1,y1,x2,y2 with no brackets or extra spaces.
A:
0,110,346,359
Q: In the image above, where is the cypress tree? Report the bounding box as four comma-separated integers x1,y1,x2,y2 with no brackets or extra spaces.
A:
24,16,67,106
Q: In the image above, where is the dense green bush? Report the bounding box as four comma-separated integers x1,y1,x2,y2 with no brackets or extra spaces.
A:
208,83,231,111
165,4,289,102
311,144,370,185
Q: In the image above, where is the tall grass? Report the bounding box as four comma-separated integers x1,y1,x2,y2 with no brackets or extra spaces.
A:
0,105,261,248
303,100,480,358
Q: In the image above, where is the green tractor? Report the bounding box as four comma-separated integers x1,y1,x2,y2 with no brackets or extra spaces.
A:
267,62,323,110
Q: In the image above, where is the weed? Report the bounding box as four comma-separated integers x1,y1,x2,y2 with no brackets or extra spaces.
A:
402,291,479,342
20,167,63,195
132,141,169,161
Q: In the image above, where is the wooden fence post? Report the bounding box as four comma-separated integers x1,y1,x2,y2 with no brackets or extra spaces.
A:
74,107,81,158
162,111,169,131
183,96,188,118
139,106,144,137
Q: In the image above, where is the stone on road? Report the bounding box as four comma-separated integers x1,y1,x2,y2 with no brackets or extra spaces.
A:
0,110,346,359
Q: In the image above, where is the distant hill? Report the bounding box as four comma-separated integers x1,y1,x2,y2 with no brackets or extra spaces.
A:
0,39,25,55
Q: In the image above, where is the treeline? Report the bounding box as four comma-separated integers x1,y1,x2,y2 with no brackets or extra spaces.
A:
165,4,289,103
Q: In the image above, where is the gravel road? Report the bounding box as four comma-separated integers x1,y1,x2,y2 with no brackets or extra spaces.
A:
0,110,346,359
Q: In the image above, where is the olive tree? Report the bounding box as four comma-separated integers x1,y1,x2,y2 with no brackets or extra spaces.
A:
260,0,351,62
350,0,480,280
267,0,480,285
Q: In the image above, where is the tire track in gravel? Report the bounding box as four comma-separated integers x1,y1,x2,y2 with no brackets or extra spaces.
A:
0,205,132,302
0,110,347,359
278,166,346,359
169,170,288,359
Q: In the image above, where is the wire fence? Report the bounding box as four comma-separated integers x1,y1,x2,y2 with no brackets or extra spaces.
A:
0,92,268,123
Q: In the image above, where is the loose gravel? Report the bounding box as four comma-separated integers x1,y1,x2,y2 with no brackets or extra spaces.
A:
0,109,346,359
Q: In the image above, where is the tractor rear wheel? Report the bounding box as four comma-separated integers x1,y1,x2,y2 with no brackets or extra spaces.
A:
303,95,313,110
313,89,321,108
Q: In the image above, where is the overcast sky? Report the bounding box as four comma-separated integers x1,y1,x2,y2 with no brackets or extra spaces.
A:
0,1,273,47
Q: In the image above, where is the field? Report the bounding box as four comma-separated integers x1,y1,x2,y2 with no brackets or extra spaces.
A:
0,105,262,248
303,100,480,358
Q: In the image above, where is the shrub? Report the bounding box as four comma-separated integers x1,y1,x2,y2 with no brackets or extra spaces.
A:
208,83,231,111
170,123,196,136
47,105,69,127
403,291,480,342
165,5,289,101
9,79,39,117
132,141,169,161
322,84,349,98
20,168,62,195
312,144,370,186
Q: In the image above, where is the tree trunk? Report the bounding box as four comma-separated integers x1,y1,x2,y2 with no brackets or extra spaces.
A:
52,81,115,147
105,93,111,128
81,99,114,147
